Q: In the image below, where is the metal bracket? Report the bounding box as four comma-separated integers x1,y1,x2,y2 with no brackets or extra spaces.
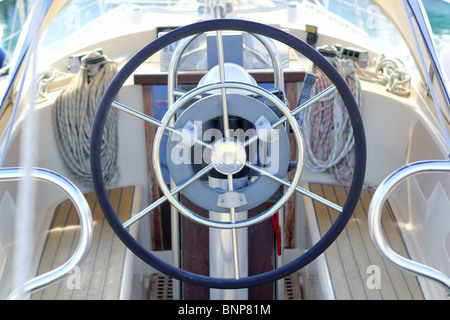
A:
255,115,279,143
296,72,317,130
175,120,200,149
217,191,248,209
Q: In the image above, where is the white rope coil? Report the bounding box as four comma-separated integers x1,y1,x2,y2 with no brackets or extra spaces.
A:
356,56,411,97
53,52,118,186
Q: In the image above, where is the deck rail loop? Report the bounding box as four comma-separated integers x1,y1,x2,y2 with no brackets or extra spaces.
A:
4,168,93,300
368,160,450,294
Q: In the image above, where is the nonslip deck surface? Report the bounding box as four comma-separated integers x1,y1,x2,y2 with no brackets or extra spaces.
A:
30,182,424,300
31,186,135,300
309,183,424,300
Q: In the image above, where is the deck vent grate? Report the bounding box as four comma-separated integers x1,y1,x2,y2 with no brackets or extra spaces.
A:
149,274,173,300
284,273,302,300
149,273,302,300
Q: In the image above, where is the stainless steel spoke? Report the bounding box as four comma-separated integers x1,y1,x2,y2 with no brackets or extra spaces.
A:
227,174,240,279
216,29,231,137
273,84,336,128
218,52,240,276
214,12,239,278
112,100,214,150
242,85,337,148
112,101,177,134
245,162,343,213
123,164,215,228
173,88,188,97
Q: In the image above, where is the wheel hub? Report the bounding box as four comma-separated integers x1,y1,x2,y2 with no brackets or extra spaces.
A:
211,138,246,175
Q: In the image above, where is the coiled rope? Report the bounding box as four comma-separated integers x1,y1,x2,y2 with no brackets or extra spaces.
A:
53,52,118,186
302,58,365,187
355,56,411,97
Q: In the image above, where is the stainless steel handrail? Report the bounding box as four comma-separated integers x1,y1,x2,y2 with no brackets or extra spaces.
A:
368,160,450,293
167,31,285,107
5,168,93,300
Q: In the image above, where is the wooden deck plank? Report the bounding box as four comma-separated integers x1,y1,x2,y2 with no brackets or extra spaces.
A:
345,187,386,300
309,183,424,300
103,187,135,298
326,184,368,300
309,183,351,299
31,186,135,300
84,188,119,300
36,199,81,300
372,189,424,300
58,192,98,300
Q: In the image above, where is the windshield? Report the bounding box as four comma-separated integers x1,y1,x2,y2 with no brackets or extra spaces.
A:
294,1,413,63
37,0,413,69
101,0,287,13
40,0,290,66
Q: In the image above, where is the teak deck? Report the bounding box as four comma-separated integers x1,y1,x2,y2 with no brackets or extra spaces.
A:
30,182,424,300
309,183,424,300
31,186,135,300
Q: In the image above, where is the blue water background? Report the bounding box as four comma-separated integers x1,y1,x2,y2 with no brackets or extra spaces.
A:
422,0,450,37
422,0,450,54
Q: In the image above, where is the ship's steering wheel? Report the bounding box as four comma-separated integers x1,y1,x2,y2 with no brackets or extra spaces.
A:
90,19,366,289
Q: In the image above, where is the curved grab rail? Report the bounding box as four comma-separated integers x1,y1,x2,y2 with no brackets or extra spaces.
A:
368,160,450,293
167,32,285,107
4,168,93,300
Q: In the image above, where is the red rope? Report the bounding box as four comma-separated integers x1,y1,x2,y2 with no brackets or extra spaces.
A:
270,203,281,256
